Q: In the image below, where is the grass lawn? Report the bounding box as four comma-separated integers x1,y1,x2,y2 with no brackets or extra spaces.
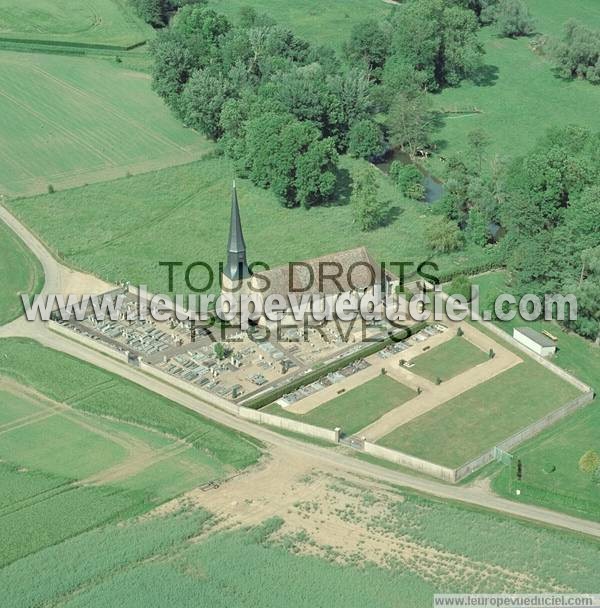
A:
428,23,600,174
473,270,600,392
0,0,152,48
206,0,395,52
5,155,496,296
0,221,44,326
493,403,600,522
263,375,416,436
379,358,582,468
409,336,488,383
469,270,600,520
0,51,212,197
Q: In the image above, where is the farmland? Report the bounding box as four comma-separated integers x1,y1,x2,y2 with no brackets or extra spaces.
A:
0,221,44,326
0,51,212,197
0,337,260,565
5,155,496,296
0,0,152,48
409,336,488,383
1,468,600,607
264,375,416,436
379,357,581,468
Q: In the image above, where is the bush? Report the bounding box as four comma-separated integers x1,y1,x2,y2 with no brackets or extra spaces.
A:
47,184,55,194
389,162,425,201
484,0,535,38
347,119,385,159
424,217,464,253
448,275,473,301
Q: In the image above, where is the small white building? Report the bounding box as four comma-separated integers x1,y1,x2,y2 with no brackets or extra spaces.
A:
513,327,556,357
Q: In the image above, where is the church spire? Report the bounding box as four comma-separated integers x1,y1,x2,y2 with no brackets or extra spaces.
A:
225,181,250,281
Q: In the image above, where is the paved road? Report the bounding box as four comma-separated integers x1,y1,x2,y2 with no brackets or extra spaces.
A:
2,204,600,540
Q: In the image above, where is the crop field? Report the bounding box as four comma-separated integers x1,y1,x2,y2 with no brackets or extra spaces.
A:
379,357,582,468
206,0,394,51
409,336,488,383
0,0,152,48
5,155,497,295
0,337,260,565
263,375,416,436
1,471,600,606
0,51,212,197
0,221,44,326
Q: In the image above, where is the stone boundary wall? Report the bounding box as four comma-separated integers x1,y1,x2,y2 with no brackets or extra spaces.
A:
138,361,339,443
48,320,130,363
363,441,456,482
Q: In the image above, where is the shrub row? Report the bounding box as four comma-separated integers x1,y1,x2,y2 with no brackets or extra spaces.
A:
245,321,428,410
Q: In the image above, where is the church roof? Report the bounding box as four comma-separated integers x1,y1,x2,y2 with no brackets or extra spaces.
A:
227,182,246,254
253,247,386,297
224,182,251,282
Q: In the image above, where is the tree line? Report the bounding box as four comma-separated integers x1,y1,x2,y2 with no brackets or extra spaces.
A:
149,0,490,211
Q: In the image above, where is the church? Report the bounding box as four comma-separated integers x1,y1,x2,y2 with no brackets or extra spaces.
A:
221,184,397,327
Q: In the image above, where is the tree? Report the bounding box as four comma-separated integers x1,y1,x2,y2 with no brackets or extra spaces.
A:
295,138,338,208
387,0,483,91
130,0,167,26
467,128,491,173
388,92,435,159
425,217,464,252
347,119,385,159
484,0,535,38
351,167,391,231
466,207,490,246
244,112,338,208
550,20,600,84
181,68,230,139
579,450,600,474
214,342,227,359
390,162,425,200
344,19,391,78
150,32,196,114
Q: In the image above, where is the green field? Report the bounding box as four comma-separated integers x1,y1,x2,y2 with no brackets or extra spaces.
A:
1,483,600,606
5,155,496,295
429,24,600,172
0,337,260,565
0,0,152,48
0,51,212,197
410,336,488,383
264,375,416,436
379,357,581,468
0,222,44,326
207,0,394,51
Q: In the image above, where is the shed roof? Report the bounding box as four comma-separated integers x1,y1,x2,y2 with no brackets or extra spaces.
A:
514,327,556,348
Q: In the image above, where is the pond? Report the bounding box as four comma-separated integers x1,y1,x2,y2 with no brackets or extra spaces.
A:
375,149,444,203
